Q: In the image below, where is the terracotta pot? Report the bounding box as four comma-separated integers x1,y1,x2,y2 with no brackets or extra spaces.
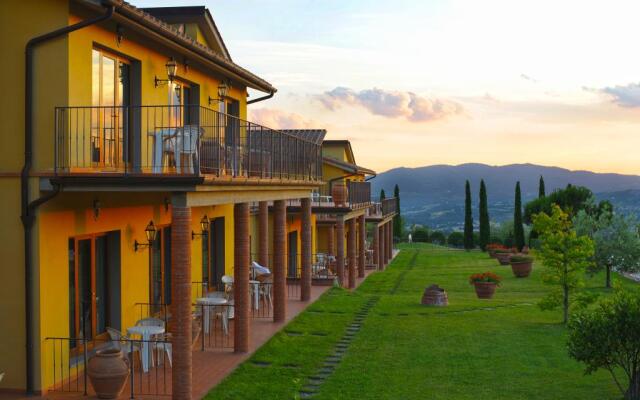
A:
495,252,512,265
488,249,497,258
331,184,348,206
87,348,129,399
473,282,497,299
511,261,533,278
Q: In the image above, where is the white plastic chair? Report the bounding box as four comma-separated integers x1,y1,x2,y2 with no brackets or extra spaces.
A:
134,317,172,367
174,125,203,174
106,327,141,359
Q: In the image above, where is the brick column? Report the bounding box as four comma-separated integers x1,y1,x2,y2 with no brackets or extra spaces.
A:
358,215,366,278
379,224,386,269
347,218,356,289
171,203,192,400
258,201,269,268
301,198,312,301
273,200,287,322
327,224,335,256
234,202,250,353
373,223,380,271
387,223,393,263
336,218,345,287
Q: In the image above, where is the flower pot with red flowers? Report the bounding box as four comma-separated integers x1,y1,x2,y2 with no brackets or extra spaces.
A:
469,272,501,299
486,243,505,259
494,249,513,265
510,254,534,278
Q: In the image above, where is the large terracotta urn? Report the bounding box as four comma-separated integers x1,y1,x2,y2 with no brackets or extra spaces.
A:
87,348,129,399
473,282,497,299
332,184,348,206
510,258,533,278
495,252,512,266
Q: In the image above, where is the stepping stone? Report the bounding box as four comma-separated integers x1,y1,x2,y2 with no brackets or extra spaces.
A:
299,391,315,398
336,343,348,348
283,363,299,368
398,313,409,316
310,331,328,336
251,361,271,367
286,331,303,336
326,356,341,362
319,367,334,374
308,378,325,385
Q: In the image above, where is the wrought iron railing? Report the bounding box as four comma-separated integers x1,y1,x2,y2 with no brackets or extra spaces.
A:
194,302,234,350
44,336,171,397
54,105,322,181
382,198,397,216
348,181,371,207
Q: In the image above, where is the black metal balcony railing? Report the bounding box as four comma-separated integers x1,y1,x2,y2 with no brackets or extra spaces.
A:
347,181,371,207
54,105,322,181
381,198,397,216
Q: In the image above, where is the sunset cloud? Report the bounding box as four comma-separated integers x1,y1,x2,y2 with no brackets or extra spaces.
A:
249,108,316,129
599,82,640,108
316,87,465,122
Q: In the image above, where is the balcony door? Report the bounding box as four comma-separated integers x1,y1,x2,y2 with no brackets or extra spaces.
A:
207,217,226,291
169,80,194,127
150,226,172,313
69,232,121,343
91,49,130,170
288,231,298,278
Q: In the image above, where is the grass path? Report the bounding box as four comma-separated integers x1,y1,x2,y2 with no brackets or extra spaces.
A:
207,244,637,399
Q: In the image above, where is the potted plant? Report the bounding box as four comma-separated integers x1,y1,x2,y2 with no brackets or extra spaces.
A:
494,248,513,265
469,272,501,299
510,254,534,278
486,243,505,258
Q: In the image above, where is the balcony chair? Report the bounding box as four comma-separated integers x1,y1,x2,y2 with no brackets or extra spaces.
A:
106,327,141,361
173,125,203,174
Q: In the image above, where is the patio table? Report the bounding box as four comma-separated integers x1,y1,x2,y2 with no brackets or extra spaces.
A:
127,325,164,373
196,297,229,335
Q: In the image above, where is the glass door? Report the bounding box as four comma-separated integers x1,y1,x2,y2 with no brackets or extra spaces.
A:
91,49,130,170
150,226,172,314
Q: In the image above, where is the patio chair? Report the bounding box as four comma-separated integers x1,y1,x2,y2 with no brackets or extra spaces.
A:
174,125,203,174
106,327,141,360
259,276,273,309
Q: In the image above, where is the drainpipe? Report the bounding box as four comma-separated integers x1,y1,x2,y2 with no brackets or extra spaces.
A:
22,3,115,394
247,90,274,105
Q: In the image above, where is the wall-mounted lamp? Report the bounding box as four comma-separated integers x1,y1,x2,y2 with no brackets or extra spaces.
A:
208,81,229,106
116,24,124,47
192,215,210,240
92,199,101,221
134,221,157,251
155,59,178,87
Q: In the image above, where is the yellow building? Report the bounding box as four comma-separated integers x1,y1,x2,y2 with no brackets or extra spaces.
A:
0,1,321,397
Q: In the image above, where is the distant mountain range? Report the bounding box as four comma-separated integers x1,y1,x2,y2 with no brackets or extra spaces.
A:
371,163,640,231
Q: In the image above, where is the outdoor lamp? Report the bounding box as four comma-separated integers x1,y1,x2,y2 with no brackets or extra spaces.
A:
208,81,229,106
192,215,210,240
135,220,157,251
155,58,178,87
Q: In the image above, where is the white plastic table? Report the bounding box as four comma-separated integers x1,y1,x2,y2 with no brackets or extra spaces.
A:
249,280,260,310
127,325,165,373
196,297,228,334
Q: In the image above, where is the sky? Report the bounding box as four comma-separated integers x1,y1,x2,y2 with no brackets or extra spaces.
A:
136,0,640,174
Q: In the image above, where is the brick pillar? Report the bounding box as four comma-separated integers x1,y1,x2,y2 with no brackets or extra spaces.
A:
273,200,287,322
301,198,312,301
373,223,380,271
380,224,386,269
258,201,269,268
387,223,392,263
347,218,356,289
358,215,366,278
171,204,192,400
234,202,250,353
336,218,345,287
327,224,335,256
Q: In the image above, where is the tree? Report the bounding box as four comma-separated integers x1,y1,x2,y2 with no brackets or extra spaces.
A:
479,179,490,251
533,205,595,324
574,211,640,288
524,185,597,224
464,180,474,250
412,227,429,242
429,231,446,245
568,288,640,400
447,231,465,247
393,184,402,239
514,182,525,251
539,175,546,198
379,189,386,201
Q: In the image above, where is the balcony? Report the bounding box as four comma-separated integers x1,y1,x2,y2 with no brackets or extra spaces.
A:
54,105,322,183
307,181,371,210
366,197,398,220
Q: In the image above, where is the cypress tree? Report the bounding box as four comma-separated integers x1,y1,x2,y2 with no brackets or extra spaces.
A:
393,184,402,239
514,181,525,251
464,180,474,250
479,179,490,251
539,176,546,198
380,189,386,201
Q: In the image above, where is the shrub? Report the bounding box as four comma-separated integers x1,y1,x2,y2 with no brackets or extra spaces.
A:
412,227,429,243
447,231,465,247
469,272,502,285
430,231,446,245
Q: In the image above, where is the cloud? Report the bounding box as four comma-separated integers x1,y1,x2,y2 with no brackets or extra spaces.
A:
597,82,640,108
316,87,465,122
520,74,538,83
248,108,317,129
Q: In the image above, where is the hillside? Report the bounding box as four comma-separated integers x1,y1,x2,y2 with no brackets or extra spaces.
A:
371,163,640,230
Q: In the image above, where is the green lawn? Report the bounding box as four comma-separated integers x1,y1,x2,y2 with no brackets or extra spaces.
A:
207,244,638,400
